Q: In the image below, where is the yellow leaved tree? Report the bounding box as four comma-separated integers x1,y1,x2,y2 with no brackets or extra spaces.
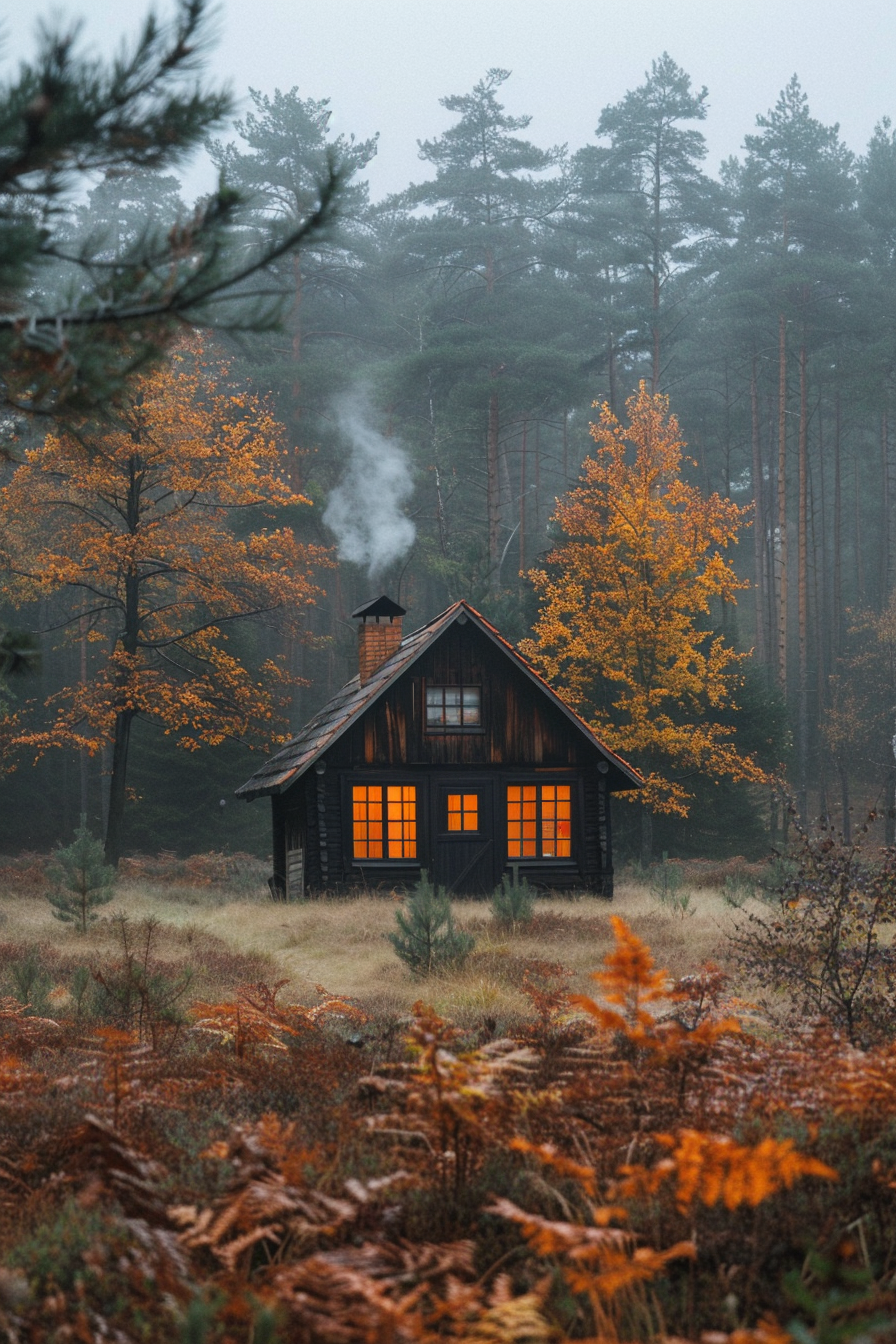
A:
0,339,328,863
522,383,767,858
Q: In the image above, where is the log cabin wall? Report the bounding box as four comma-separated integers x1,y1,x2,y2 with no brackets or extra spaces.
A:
271,620,618,895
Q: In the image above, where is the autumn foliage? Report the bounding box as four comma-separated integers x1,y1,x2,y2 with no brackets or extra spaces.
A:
1,910,895,1341
524,384,767,815
0,339,328,860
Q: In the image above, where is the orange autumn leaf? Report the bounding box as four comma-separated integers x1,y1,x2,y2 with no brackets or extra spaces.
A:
522,383,768,815
0,335,331,854
618,1129,837,1211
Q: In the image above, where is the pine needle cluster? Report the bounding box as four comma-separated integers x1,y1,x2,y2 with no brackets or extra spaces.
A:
388,874,474,975
46,820,115,933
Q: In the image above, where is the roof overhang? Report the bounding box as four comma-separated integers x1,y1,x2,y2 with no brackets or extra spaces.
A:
236,600,643,799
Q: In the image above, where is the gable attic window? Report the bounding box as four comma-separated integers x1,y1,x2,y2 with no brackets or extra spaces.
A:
425,685,481,732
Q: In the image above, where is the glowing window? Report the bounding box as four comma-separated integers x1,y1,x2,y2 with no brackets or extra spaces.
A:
353,785,417,860
507,784,572,859
541,785,572,857
386,785,417,859
426,685,481,730
447,792,479,832
507,785,538,858
353,785,383,859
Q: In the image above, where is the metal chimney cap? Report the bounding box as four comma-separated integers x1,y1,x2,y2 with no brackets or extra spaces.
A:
351,596,406,620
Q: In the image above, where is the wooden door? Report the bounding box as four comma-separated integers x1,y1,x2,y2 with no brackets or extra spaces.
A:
432,781,497,895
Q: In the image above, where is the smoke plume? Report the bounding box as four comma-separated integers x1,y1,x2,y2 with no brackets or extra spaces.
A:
322,394,416,577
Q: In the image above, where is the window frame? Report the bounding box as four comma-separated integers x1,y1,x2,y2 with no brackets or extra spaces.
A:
445,790,481,835
423,682,484,734
348,778,422,866
505,779,576,863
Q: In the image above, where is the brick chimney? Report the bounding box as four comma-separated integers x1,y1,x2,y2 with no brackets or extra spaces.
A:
352,596,406,685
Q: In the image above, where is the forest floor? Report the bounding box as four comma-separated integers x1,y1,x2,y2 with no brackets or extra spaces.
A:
6,857,896,1342
0,871,758,1024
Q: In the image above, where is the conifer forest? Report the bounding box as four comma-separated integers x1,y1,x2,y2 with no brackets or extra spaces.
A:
6,27,896,862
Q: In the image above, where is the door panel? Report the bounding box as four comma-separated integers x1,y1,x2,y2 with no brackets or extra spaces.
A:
432,781,497,895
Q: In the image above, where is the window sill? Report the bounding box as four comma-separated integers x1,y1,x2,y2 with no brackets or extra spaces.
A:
352,859,421,868
506,858,577,866
424,727,485,735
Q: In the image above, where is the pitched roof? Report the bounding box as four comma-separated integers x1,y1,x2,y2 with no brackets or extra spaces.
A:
235,600,643,801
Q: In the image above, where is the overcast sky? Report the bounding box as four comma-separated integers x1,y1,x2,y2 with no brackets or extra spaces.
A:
7,0,896,201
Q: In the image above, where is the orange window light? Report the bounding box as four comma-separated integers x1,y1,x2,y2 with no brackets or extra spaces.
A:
352,785,383,859
507,785,537,858
447,793,478,832
386,785,417,859
542,784,572,857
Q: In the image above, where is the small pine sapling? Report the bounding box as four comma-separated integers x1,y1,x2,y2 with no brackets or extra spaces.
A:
388,874,474,976
47,819,115,933
650,855,693,919
490,872,535,927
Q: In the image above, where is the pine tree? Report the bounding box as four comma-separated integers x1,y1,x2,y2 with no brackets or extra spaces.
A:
490,873,535,927
0,1,342,415
47,819,115,933
387,70,578,594
388,875,474,976
595,53,727,390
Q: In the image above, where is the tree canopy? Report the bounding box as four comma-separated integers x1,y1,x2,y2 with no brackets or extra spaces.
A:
523,385,767,820
0,340,327,861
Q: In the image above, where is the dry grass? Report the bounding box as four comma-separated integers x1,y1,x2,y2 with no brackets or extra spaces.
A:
0,870,760,1023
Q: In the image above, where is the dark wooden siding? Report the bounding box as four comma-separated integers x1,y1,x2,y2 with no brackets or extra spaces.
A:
276,619,618,897
325,622,597,772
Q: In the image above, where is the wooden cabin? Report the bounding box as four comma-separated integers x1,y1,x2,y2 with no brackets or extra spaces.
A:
236,597,642,898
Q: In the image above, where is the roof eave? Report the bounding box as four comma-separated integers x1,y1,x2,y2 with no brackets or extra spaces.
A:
236,599,644,798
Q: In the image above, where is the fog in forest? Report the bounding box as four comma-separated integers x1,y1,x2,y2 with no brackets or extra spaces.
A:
5,0,896,863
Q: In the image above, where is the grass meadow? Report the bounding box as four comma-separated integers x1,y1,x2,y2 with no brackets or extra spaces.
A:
0,851,761,1023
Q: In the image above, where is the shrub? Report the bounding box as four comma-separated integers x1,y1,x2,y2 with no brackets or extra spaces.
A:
93,914,192,1048
10,947,51,1014
722,869,756,907
388,875,475,976
650,855,693,919
490,872,535,927
732,819,896,1045
46,820,114,933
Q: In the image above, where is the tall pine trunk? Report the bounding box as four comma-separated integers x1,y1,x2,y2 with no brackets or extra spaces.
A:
811,417,828,824
487,391,501,591
651,151,661,392
289,255,303,491
104,473,141,866
881,412,890,608
640,803,653,869
519,417,527,581
751,360,768,666
834,392,842,659
777,314,788,693
104,708,135,867
798,345,809,826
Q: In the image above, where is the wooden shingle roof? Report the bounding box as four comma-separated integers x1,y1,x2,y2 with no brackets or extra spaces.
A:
235,600,643,801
